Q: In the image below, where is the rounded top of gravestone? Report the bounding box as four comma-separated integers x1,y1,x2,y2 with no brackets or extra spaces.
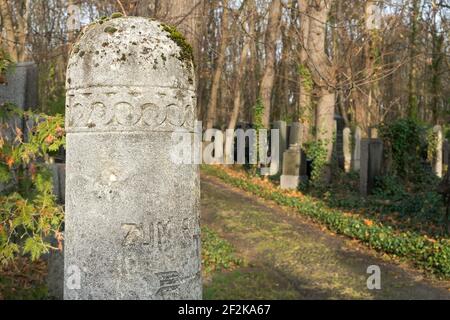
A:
66,16,195,90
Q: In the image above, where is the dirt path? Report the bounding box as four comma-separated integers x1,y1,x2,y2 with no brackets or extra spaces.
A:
201,174,450,300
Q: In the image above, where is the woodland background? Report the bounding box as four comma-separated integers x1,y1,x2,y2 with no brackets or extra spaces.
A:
1,0,449,146
2,1,450,299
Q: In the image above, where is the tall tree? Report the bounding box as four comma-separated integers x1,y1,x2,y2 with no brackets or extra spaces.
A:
228,0,254,130
0,0,30,62
298,0,313,139
305,0,336,181
206,0,230,129
155,0,204,60
260,0,283,128
408,0,420,119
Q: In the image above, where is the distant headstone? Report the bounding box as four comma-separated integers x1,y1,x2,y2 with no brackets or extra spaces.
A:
299,149,308,183
334,116,345,169
353,127,362,172
343,128,352,173
50,163,66,205
360,139,383,197
288,122,303,148
433,125,443,178
272,121,287,175
0,62,38,143
47,237,64,300
64,17,201,300
0,62,38,110
280,149,301,189
443,139,449,174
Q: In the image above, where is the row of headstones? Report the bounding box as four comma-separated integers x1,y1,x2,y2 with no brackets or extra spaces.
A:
276,121,448,196
274,121,368,191
357,125,450,196
276,122,447,196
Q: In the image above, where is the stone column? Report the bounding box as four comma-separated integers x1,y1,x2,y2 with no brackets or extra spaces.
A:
64,17,201,300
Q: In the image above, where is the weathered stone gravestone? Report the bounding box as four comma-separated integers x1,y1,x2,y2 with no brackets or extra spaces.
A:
444,139,449,174
0,62,38,110
360,139,383,197
271,121,287,175
64,17,201,300
432,125,443,178
281,149,301,189
333,115,346,170
343,128,352,173
0,62,38,140
50,163,66,205
288,122,302,148
281,122,303,189
352,127,362,172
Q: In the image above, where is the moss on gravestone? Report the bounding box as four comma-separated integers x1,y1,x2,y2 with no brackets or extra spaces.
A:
160,23,194,69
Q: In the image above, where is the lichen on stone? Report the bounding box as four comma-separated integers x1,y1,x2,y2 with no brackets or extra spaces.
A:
104,26,118,34
111,12,124,19
160,23,194,69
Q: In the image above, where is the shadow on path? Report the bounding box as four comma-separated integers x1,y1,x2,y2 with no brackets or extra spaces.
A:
201,174,450,300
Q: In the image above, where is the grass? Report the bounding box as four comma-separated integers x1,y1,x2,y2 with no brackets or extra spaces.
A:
202,165,450,279
201,226,242,277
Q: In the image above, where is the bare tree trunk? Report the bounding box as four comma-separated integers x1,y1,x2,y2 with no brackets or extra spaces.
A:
408,0,420,119
0,0,19,61
305,0,336,181
260,0,282,128
364,0,382,128
430,8,443,124
247,0,259,122
155,0,204,61
206,0,229,129
298,0,312,140
228,2,253,130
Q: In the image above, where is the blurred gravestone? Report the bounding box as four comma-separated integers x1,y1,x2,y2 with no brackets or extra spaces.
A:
50,163,66,205
443,140,449,174
334,115,345,169
360,139,383,197
343,128,352,173
0,62,38,142
353,127,362,172
288,122,302,148
0,62,38,110
281,149,301,189
64,17,201,300
281,123,303,189
272,121,287,175
432,125,443,178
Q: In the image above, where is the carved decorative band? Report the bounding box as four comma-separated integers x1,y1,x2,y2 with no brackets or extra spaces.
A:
67,101,196,134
